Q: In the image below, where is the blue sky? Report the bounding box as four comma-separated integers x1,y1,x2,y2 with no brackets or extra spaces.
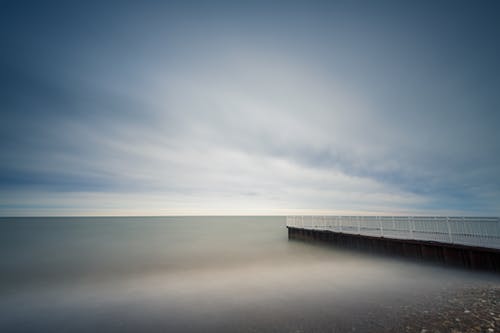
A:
1,0,499,216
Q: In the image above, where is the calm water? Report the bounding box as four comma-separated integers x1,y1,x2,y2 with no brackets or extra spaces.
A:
0,216,497,332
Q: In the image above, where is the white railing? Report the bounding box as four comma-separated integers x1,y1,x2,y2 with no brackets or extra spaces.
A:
286,216,500,250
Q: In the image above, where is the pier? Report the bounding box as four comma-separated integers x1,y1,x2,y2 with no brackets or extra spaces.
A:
286,216,500,271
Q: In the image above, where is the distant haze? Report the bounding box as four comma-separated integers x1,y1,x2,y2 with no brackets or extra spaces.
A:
1,1,499,216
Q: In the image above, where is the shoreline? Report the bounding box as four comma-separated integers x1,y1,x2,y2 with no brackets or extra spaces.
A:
379,285,499,333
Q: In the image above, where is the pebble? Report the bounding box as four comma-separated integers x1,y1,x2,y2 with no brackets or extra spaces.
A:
367,286,499,332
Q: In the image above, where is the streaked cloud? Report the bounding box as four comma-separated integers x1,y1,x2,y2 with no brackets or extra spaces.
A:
1,0,499,215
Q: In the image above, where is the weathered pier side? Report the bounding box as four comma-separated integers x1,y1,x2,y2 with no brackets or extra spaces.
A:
287,216,500,271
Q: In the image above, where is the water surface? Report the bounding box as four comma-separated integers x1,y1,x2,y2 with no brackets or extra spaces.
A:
0,216,496,332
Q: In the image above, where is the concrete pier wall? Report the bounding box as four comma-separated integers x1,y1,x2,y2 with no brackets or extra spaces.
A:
288,227,500,272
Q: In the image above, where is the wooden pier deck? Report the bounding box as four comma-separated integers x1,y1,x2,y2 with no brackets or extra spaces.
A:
286,216,500,271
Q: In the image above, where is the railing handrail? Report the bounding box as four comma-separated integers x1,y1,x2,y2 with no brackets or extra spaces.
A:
286,216,500,250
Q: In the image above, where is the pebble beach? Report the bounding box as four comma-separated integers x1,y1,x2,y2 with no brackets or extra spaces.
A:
376,285,499,333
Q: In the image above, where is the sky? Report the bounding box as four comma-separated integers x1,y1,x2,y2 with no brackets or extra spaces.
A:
1,0,499,216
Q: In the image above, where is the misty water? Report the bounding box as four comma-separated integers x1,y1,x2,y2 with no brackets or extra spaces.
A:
0,217,497,332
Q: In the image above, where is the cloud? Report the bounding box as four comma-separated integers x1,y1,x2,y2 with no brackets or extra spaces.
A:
1,0,499,215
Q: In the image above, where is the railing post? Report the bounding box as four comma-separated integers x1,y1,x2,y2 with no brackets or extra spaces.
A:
357,216,361,234
408,216,413,239
462,216,466,240
379,216,384,237
446,216,453,243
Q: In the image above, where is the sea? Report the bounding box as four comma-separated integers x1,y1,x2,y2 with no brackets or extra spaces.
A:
0,216,497,332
